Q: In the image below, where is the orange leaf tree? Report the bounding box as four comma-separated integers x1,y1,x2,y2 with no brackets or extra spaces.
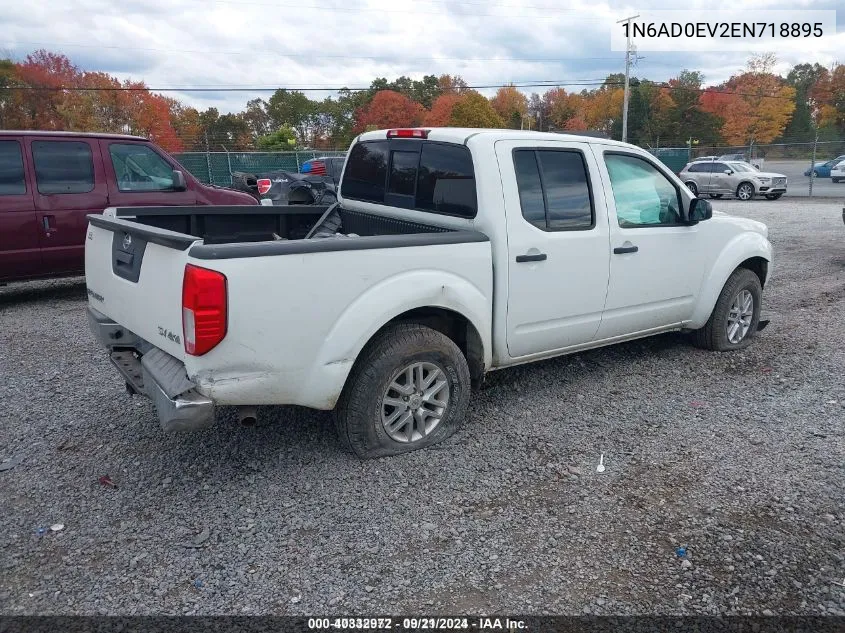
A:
490,84,528,128
449,91,504,128
353,90,426,132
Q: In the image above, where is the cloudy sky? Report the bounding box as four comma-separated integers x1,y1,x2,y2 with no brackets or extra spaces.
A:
2,0,843,113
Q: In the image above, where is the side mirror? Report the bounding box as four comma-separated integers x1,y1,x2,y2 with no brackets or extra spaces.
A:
724,169,733,175
688,197,713,224
172,170,187,191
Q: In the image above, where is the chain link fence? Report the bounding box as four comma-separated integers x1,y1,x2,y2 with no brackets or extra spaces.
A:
172,150,347,186
648,139,845,198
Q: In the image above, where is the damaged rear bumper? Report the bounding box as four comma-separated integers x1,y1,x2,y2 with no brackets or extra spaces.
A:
88,306,215,431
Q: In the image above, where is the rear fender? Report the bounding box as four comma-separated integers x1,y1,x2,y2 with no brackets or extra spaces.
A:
298,270,492,408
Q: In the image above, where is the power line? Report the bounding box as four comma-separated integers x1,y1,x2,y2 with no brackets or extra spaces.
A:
4,80,816,101
7,41,628,64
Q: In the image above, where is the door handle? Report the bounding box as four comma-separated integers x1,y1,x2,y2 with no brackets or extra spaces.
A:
516,253,547,263
43,216,51,231
613,245,639,254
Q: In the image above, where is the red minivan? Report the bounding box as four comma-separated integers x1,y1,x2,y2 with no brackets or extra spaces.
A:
0,131,257,283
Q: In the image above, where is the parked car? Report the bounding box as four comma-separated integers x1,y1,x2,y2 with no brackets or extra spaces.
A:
257,170,337,207
804,155,845,178
680,160,787,200
718,153,763,170
86,128,772,458
301,156,346,183
827,160,845,183
831,160,845,183
0,131,257,284
691,155,718,162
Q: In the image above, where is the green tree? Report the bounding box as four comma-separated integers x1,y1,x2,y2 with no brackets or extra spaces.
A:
267,89,314,144
449,91,504,128
256,125,298,150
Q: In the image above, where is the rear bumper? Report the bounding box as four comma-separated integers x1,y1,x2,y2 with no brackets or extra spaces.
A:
88,306,215,432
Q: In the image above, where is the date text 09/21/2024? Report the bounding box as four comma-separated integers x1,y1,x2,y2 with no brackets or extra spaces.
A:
307,618,527,630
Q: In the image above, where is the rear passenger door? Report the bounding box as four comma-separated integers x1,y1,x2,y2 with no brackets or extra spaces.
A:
101,140,196,207
28,137,109,275
0,137,40,281
495,140,611,358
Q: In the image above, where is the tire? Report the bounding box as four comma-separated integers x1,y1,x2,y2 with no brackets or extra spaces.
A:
833,178,841,184
685,181,698,196
708,194,723,199
334,323,471,459
693,268,762,351
736,182,755,201
764,193,783,200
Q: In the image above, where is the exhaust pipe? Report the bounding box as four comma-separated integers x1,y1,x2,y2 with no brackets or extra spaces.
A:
237,406,258,427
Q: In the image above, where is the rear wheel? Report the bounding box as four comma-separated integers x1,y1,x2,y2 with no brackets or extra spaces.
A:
764,193,783,200
736,182,755,201
693,268,762,351
685,181,698,196
335,323,471,459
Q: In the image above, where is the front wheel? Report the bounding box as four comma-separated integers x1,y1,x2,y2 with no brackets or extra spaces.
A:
833,178,841,184
765,193,783,200
335,323,471,459
736,182,755,201
693,268,762,351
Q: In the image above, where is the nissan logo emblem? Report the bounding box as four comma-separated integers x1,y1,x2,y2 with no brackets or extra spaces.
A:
122,234,132,250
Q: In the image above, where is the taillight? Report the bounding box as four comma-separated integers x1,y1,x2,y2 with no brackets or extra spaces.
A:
386,129,429,139
257,178,272,195
182,264,227,356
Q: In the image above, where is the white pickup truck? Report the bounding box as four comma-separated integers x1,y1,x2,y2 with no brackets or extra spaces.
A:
85,128,773,458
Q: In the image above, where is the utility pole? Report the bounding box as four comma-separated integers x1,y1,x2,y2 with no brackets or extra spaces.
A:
617,14,639,143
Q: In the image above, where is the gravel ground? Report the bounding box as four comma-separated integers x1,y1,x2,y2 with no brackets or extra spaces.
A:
1,198,843,616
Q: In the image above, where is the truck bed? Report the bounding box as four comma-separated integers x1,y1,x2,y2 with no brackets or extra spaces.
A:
84,205,492,411
106,205,453,245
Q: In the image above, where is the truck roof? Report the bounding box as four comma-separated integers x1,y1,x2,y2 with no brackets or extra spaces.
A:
356,127,632,147
0,130,148,141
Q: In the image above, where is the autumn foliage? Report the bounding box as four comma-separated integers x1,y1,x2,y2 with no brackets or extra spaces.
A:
1,49,843,153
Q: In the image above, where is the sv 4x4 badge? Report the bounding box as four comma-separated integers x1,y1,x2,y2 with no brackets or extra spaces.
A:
158,327,181,345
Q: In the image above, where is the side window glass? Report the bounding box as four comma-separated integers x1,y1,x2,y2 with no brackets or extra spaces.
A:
340,141,388,202
604,153,682,227
32,141,94,194
513,149,593,231
513,150,545,229
109,144,175,192
0,141,26,195
416,143,477,218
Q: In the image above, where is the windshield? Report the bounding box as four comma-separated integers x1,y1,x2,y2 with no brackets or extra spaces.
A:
729,162,755,173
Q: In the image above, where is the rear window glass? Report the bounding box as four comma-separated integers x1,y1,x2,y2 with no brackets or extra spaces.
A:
416,143,477,218
32,141,95,194
0,141,26,195
341,141,388,202
388,151,418,196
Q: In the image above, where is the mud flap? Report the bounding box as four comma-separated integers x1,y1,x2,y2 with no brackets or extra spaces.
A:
757,319,770,331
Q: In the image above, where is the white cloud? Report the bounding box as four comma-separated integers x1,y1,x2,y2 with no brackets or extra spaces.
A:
1,0,842,113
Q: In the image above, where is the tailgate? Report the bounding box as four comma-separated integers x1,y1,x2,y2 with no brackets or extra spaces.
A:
84,214,198,361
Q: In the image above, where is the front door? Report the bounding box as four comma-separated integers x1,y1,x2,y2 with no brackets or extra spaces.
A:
707,162,732,194
0,137,40,281
496,139,611,359
100,140,196,207
28,137,109,275
596,149,706,339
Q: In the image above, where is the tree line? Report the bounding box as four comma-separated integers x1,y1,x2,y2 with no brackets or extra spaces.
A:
1,50,843,153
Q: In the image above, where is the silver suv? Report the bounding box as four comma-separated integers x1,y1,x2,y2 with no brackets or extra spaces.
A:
679,161,787,201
